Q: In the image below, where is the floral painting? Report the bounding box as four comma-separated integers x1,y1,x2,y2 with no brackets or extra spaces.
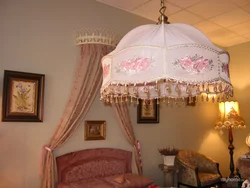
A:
137,99,159,123
141,99,156,118
10,80,36,113
2,70,45,122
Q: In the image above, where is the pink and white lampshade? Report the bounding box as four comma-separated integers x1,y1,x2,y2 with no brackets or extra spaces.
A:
215,101,245,129
100,1,233,104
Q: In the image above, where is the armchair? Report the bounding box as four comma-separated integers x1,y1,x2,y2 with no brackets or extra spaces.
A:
176,150,222,188
237,152,250,181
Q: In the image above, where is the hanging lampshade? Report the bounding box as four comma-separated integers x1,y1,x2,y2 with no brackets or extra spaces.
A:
100,0,233,104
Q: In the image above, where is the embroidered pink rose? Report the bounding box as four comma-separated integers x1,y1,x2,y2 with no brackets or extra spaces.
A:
118,57,152,73
193,57,210,73
179,57,193,70
222,63,229,77
103,64,110,78
173,55,213,74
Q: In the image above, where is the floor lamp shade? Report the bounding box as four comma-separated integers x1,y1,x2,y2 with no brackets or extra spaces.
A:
215,101,245,129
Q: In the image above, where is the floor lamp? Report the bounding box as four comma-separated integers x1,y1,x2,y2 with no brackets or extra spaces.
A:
215,101,246,178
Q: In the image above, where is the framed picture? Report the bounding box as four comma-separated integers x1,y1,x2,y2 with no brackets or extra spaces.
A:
84,121,106,140
2,70,45,122
186,97,196,106
137,99,159,124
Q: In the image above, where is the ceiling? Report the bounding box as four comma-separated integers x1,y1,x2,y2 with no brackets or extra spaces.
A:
96,0,250,47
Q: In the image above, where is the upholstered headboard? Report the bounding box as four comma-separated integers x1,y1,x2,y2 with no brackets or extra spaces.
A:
56,148,132,183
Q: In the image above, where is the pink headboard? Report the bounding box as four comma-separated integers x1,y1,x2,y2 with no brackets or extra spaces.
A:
56,148,132,183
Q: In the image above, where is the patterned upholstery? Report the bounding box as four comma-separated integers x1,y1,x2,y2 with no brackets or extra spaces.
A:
56,148,132,184
237,152,250,181
63,159,127,183
176,150,222,187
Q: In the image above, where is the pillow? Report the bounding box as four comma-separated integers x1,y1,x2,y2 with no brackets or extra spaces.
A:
59,178,115,188
114,174,125,184
148,186,160,188
111,173,154,188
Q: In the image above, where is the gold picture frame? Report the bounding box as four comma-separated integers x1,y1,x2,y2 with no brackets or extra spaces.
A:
137,99,159,124
2,70,45,122
84,121,106,140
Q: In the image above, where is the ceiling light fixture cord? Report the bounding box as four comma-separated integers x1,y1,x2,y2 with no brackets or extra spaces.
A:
159,0,169,24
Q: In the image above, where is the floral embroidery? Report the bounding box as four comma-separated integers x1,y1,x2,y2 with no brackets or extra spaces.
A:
116,57,153,74
173,54,214,74
222,63,229,77
103,64,110,78
13,82,34,112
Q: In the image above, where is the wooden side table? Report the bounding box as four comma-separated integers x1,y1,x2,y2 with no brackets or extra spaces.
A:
158,164,178,187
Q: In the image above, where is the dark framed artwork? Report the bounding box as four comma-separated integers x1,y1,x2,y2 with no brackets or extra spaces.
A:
2,70,45,122
186,97,196,106
137,99,159,124
84,121,106,141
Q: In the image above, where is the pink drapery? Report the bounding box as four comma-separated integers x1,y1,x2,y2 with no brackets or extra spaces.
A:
113,103,143,175
40,44,114,188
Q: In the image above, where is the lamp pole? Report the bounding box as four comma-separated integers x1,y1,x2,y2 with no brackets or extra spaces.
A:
228,126,235,178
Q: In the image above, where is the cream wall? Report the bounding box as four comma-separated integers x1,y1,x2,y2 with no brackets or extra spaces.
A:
1,0,250,187
0,0,151,188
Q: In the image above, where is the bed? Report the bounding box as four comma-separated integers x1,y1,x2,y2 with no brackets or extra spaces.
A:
56,148,155,188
